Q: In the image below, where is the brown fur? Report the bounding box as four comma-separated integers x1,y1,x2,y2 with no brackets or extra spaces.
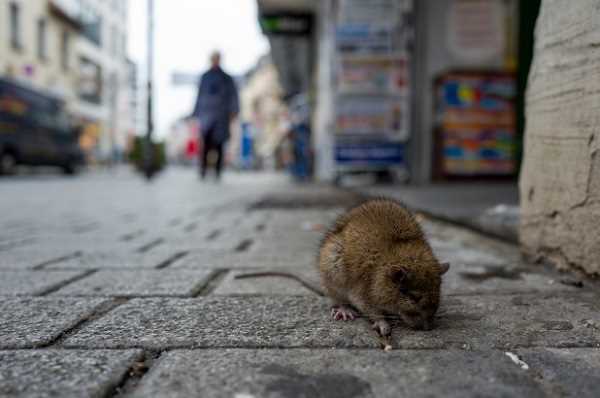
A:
318,198,449,331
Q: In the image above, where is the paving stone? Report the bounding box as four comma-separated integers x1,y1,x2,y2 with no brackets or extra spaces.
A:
0,237,36,252
164,236,247,252
213,268,321,295
44,249,185,269
0,270,85,296
63,294,600,350
442,261,579,295
32,239,144,254
429,294,600,350
172,251,316,269
52,269,216,297
424,221,521,263
252,237,322,255
518,348,600,396
0,349,142,398
0,297,108,348
432,244,507,266
0,248,79,269
64,296,378,349
129,349,555,398
167,250,239,269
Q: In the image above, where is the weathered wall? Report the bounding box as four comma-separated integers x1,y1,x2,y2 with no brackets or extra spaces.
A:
519,0,600,275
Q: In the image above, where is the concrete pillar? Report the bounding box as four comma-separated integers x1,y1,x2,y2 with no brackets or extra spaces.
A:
519,0,600,275
312,0,336,182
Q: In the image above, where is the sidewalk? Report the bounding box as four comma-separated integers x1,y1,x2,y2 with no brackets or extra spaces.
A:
352,182,520,243
0,170,599,397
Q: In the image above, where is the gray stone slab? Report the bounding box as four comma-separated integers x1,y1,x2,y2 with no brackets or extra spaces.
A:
44,249,184,269
518,348,600,397
0,297,108,348
0,349,142,398
0,270,85,296
432,244,507,265
63,294,600,350
129,349,574,398
213,268,321,295
163,237,245,252
172,251,316,269
252,238,322,256
52,269,216,297
442,260,580,295
425,221,521,263
0,248,79,269
168,250,241,269
64,296,378,349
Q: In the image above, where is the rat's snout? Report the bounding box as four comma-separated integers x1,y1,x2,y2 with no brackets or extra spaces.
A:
399,311,435,330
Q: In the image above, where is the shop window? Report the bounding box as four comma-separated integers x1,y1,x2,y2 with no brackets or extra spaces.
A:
78,57,103,104
121,33,127,59
10,2,22,50
80,6,102,47
37,18,48,61
61,31,70,70
111,25,118,56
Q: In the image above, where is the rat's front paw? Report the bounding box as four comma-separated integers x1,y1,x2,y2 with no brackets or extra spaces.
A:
331,305,357,321
372,319,391,336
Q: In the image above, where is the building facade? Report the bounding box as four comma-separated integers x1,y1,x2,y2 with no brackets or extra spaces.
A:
257,0,539,184
0,0,135,161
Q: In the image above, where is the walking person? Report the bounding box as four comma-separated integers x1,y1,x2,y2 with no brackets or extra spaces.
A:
192,51,239,180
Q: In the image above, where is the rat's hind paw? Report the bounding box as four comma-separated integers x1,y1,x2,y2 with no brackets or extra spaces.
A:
331,305,357,321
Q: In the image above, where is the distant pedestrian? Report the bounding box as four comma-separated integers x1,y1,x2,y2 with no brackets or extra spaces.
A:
192,51,239,180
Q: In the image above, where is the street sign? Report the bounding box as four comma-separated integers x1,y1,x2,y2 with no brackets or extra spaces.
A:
335,140,405,167
259,14,312,36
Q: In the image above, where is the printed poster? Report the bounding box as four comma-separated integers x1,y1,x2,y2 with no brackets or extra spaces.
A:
436,72,517,176
338,55,410,95
335,96,409,141
333,0,414,169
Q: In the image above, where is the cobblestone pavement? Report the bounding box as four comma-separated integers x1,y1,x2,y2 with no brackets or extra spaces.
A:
1,169,599,397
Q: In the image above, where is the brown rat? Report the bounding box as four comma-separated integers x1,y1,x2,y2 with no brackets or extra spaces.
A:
236,198,449,339
318,198,449,336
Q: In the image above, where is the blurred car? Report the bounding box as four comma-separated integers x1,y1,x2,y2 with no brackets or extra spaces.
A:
0,78,84,175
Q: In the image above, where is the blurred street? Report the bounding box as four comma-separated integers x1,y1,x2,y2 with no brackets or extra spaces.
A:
2,0,600,395
1,169,599,397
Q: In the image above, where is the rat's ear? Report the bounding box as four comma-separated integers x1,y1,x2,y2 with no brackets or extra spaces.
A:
391,267,409,285
438,262,450,275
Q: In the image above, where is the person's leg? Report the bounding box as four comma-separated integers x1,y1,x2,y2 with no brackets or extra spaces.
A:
198,136,205,178
214,142,224,180
200,132,212,179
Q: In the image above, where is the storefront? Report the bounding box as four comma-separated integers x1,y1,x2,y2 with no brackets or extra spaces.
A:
410,0,539,183
258,0,541,184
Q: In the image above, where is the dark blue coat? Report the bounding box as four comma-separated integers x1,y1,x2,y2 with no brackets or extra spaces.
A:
192,67,239,145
